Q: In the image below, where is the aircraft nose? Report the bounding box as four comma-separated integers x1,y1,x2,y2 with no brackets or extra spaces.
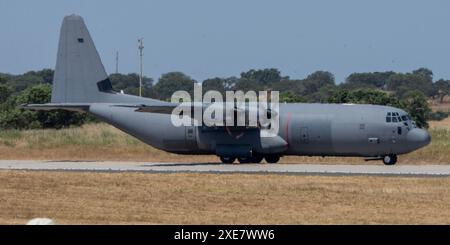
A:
407,128,431,149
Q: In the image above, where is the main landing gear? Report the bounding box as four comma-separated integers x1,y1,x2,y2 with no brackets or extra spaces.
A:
382,154,397,165
219,156,236,164
219,155,280,164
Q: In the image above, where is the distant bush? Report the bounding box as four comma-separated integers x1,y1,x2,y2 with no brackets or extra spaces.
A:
0,84,90,130
428,111,450,121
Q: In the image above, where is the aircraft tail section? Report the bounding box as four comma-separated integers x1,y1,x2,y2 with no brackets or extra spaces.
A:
22,15,164,112
52,15,113,103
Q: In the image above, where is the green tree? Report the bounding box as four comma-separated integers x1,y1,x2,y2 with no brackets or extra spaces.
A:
153,72,197,100
271,79,305,95
434,79,450,103
26,69,54,84
328,88,401,107
240,68,288,86
0,76,7,85
306,71,335,86
232,78,263,92
313,84,338,103
400,91,431,128
280,91,306,103
386,69,435,98
0,84,12,104
300,71,336,102
202,78,226,95
109,73,153,97
2,69,55,94
412,68,433,83
0,84,87,129
344,71,395,89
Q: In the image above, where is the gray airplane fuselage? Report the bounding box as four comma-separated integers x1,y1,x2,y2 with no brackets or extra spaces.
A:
23,15,431,165
88,101,431,158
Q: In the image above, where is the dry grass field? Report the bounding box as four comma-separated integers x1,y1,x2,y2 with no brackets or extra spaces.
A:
1,171,450,225
0,119,448,164
429,116,450,129
430,96,450,112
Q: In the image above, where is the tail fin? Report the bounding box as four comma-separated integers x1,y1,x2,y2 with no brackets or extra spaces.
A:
51,15,113,103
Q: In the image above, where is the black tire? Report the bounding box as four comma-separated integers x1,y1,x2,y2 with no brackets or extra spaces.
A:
251,155,264,164
220,156,236,164
382,154,397,165
238,157,251,164
265,155,280,164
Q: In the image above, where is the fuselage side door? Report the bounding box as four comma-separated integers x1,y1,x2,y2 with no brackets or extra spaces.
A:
185,126,197,148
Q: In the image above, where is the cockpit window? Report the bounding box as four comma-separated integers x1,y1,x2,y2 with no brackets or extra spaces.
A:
386,112,411,123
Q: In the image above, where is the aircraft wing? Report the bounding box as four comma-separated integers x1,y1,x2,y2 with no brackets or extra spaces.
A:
113,103,197,114
19,103,91,112
20,103,277,127
114,103,276,128
114,103,277,117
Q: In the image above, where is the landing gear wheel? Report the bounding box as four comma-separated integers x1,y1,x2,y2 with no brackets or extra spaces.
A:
238,157,251,164
382,154,397,165
220,156,236,164
250,155,264,164
265,155,280,164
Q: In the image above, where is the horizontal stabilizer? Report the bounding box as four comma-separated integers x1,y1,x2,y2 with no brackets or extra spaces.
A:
19,103,90,112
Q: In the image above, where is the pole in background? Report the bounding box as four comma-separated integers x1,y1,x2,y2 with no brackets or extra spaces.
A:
116,51,119,74
138,38,144,97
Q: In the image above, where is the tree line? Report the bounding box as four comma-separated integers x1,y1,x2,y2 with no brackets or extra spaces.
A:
0,67,449,130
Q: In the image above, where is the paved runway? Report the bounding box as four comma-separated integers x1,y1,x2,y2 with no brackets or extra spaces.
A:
0,160,449,177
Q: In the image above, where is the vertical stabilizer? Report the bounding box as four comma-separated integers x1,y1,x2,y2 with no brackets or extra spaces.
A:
51,15,112,103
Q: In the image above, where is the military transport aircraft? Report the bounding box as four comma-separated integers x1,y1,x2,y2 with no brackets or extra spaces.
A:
21,15,431,165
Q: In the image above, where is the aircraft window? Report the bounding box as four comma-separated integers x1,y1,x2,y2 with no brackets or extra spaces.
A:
398,127,402,135
386,112,409,123
78,38,84,43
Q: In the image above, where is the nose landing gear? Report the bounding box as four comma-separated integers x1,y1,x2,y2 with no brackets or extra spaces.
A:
382,154,397,165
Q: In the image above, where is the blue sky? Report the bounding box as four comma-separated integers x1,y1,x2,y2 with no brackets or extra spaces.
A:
1,0,449,83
